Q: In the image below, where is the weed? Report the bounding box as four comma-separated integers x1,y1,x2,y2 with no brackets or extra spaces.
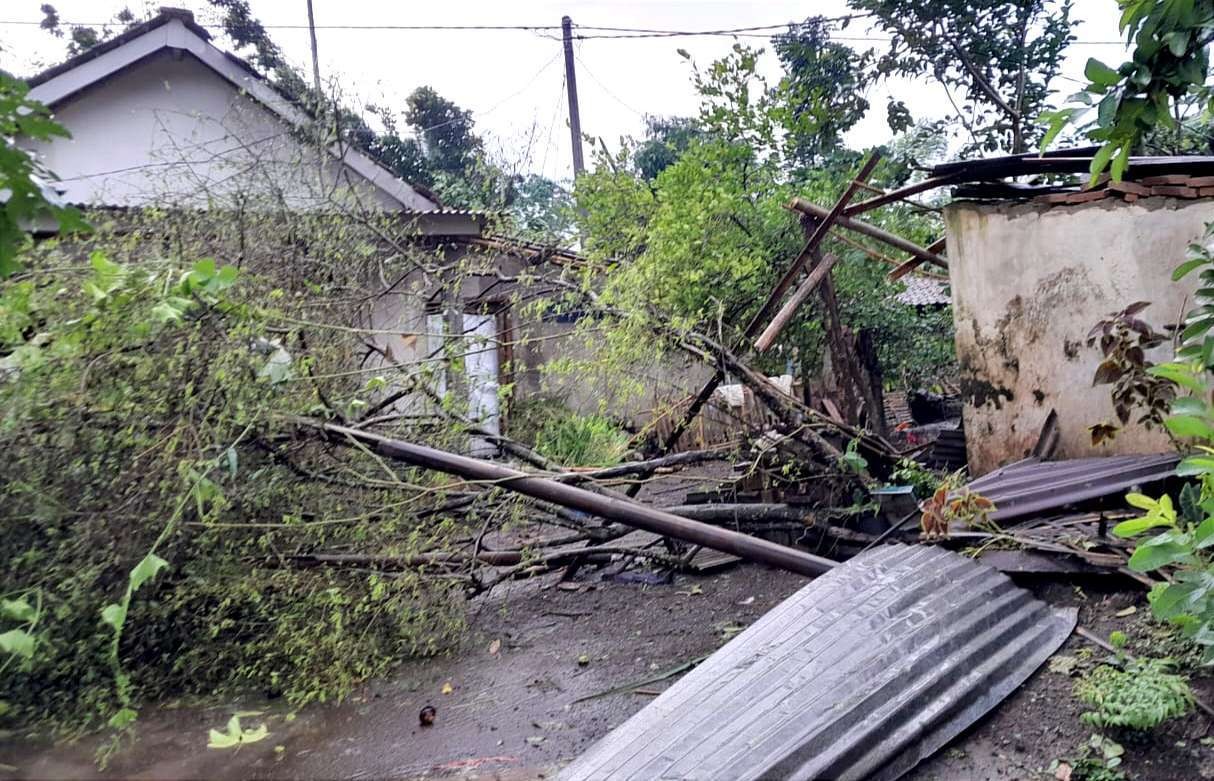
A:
889,458,945,500
1074,656,1194,730
534,411,631,467
1049,734,1126,781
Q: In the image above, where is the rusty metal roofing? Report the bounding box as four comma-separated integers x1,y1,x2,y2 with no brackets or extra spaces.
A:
930,147,1214,181
559,544,1076,781
966,454,1179,524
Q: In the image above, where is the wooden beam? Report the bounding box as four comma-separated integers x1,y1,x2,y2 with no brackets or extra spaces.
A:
789,198,948,271
888,237,948,282
754,252,842,353
743,153,882,338
661,154,881,454
842,174,956,217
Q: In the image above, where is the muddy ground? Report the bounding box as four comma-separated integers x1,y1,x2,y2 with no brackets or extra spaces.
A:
3,564,1212,780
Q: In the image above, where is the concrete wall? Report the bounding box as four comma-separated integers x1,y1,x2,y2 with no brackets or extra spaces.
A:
945,196,1211,475
24,50,399,211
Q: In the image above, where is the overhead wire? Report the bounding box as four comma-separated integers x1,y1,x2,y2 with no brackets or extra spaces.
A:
0,16,1129,45
572,49,646,118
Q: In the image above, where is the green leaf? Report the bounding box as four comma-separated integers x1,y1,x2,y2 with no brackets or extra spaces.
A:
0,598,36,623
0,628,36,659
1165,414,1214,439
129,553,169,592
108,707,138,729
192,258,216,278
1194,516,1214,548
1110,137,1132,181
1177,456,1214,476
1171,397,1208,416
1129,539,1193,571
1125,492,1158,510
1177,255,1211,279
1089,142,1117,183
1085,58,1123,87
1113,514,1175,537
1039,108,1077,152
1149,363,1205,392
214,265,238,287
100,603,126,630
89,252,121,276
1181,316,1214,342
208,715,270,749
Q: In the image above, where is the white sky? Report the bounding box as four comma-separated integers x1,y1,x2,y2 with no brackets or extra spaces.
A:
0,0,1130,185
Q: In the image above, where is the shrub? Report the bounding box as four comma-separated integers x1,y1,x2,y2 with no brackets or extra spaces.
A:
1,234,467,733
1074,657,1194,730
535,412,631,467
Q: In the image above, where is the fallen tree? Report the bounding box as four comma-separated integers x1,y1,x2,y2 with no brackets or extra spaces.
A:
298,420,839,578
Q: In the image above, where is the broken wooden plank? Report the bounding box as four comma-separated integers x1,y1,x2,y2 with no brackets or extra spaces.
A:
663,155,881,452
742,154,882,339
888,237,948,282
753,252,842,353
842,173,958,216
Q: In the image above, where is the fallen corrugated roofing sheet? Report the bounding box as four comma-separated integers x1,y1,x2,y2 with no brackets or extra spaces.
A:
559,544,1076,781
966,454,1179,524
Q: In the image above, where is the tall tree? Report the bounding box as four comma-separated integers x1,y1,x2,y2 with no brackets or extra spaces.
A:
633,116,703,180
404,86,484,178
852,0,1075,153
772,16,874,166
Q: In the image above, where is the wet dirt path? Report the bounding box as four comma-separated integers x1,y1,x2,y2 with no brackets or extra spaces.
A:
2,564,807,780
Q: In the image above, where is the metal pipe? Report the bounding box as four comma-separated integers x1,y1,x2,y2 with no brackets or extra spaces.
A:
310,421,838,577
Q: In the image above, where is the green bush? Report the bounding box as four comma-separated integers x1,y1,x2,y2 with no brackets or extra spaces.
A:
1,239,466,733
534,412,631,467
1074,657,1194,730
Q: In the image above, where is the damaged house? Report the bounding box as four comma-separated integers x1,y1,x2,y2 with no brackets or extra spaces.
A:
19,7,710,447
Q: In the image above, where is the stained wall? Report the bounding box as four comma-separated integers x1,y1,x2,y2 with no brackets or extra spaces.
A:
945,196,1211,475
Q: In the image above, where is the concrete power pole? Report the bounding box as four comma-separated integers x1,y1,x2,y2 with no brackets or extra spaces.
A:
561,16,585,176
305,0,325,189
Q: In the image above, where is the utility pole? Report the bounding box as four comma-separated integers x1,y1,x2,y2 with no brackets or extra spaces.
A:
561,15,585,176
305,0,325,189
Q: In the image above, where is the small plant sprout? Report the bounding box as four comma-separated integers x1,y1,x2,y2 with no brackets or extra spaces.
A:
207,714,270,749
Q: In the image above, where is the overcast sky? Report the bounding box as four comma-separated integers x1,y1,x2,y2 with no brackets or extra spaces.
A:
1,0,1130,184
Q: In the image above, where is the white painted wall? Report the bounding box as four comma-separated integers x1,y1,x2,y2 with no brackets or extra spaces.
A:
25,49,402,211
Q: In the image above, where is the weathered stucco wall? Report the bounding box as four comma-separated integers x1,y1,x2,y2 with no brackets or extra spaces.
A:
946,197,1211,476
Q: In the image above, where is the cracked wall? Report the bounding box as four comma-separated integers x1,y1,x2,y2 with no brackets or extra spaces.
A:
945,196,1210,475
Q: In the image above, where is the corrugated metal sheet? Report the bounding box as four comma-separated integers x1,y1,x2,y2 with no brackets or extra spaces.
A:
559,544,1076,781
966,454,1179,524
894,275,951,307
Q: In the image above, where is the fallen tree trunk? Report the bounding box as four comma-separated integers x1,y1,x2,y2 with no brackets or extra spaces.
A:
299,420,838,577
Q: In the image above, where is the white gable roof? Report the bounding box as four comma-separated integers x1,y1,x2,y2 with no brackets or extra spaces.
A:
26,8,438,212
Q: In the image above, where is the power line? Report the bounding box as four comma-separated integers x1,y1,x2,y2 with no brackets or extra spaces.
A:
572,51,645,118
0,17,1128,44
